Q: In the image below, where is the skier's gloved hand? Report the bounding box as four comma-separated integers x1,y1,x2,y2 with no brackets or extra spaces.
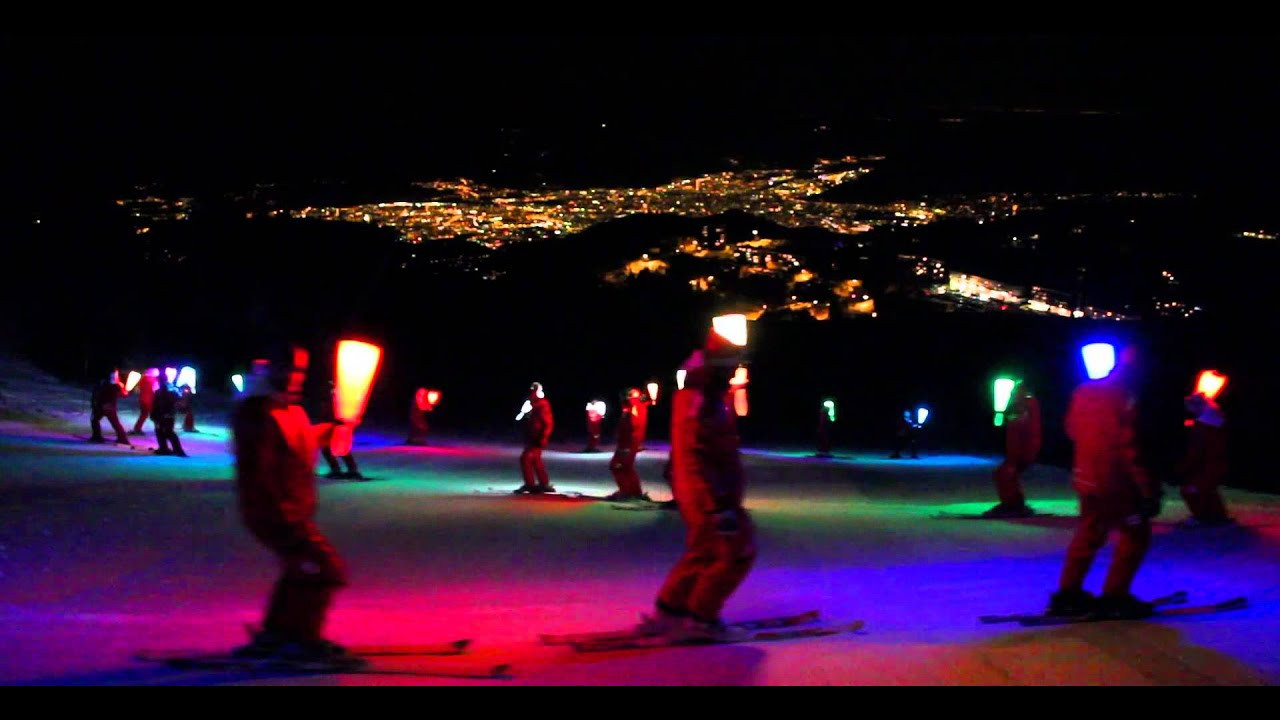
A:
711,508,740,535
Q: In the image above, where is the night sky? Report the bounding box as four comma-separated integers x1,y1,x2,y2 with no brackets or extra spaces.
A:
3,34,1277,206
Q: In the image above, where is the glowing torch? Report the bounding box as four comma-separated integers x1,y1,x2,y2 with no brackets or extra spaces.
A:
586,400,607,420
334,341,382,422
1081,343,1116,380
993,377,1016,427
331,340,383,456
1195,370,1227,401
177,366,197,394
711,314,749,347
730,366,749,417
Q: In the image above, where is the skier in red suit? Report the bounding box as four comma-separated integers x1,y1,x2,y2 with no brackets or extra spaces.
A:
983,383,1042,518
514,382,555,493
1177,393,1233,527
640,318,756,641
89,370,131,445
1050,347,1162,620
607,387,651,501
131,368,158,435
231,347,356,664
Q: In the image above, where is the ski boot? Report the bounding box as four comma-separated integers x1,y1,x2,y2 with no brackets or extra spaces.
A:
1047,589,1097,617
1095,593,1156,620
981,502,1035,519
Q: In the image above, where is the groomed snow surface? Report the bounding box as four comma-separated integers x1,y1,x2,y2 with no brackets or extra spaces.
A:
2,411,1276,685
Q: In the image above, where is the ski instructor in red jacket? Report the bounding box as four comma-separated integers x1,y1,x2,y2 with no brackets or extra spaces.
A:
231,345,356,665
1050,346,1162,620
639,315,756,642
515,382,555,493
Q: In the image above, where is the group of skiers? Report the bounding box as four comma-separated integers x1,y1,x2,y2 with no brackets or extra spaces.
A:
119,316,1228,664
510,382,658,503
90,368,195,457
223,317,755,661
979,347,1234,619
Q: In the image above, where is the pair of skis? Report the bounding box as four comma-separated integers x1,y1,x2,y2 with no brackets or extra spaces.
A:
135,611,860,677
540,610,864,652
134,639,511,679
980,591,1249,627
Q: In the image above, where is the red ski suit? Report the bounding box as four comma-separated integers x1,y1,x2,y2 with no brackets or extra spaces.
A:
407,396,432,445
610,400,649,496
520,397,554,488
133,378,154,433
233,395,346,644
994,394,1041,505
1059,377,1157,597
179,386,196,432
90,381,129,443
1178,421,1229,522
585,413,603,452
657,377,756,622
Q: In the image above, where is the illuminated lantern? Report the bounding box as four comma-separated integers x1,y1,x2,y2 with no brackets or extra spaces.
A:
164,367,177,385
1195,370,1227,400
823,399,836,423
993,378,1016,413
125,371,142,393
586,400,607,419
231,374,245,393
647,381,659,405
427,389,441,407
917,407,930,425
177,366,197,393
730,366,749,417
711,313,749,347
676,369,687,390
334,340,382,423
146,368,161,379
516,399,533,421
1081,343,1116,380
